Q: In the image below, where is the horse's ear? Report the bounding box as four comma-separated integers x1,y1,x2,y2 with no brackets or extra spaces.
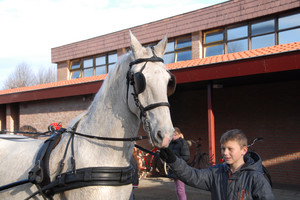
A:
153,34,168,58
129,30,143,59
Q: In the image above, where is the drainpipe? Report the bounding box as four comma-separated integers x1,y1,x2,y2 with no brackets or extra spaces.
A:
207,82,216,165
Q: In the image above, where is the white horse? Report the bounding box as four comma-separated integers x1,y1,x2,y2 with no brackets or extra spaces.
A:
0,32,175,199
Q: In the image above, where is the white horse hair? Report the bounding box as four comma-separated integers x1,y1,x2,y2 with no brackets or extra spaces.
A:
0,32,174,200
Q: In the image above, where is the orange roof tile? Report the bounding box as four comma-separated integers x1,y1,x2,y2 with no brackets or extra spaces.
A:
0,74,107,95
166,41,300,70
1,42,300,96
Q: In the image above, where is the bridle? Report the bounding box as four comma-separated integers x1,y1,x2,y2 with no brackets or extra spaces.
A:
126,48,176,144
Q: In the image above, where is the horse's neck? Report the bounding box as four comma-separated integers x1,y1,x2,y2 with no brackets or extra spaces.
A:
73,56,140,167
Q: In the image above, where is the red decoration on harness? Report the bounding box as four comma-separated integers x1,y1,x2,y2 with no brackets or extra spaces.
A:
48,122,62,131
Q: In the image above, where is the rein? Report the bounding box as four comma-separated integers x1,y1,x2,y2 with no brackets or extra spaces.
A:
67,130,148,142
0,130,148,142
0,130,51,137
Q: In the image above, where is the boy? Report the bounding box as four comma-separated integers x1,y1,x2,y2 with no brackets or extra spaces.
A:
160,129,274,200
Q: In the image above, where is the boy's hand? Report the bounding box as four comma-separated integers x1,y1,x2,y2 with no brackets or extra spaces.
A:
160,148,176,163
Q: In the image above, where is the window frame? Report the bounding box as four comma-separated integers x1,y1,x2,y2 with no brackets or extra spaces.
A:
70,59,82,79
162,35,192,64
69,51,118,79
203,9,300,57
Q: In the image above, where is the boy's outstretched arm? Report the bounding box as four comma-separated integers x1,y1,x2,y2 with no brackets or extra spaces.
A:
160,148,212,190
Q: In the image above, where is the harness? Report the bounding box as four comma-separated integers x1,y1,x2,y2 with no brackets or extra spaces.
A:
26,128,143,200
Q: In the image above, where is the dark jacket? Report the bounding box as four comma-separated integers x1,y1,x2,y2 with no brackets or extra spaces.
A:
168,138,190,179
169,151,274,200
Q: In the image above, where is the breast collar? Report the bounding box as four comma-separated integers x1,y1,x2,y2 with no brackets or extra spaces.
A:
27,129,134,199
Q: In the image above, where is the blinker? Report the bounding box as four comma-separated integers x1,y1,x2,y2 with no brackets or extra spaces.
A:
134,72,146,94
128,54,176,96
134,71,176,96
167,72,176,96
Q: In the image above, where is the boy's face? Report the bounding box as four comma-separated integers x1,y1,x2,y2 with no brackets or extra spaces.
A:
221,140,247,167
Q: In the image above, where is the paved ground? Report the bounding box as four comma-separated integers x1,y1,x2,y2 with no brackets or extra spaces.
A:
134,177,300,200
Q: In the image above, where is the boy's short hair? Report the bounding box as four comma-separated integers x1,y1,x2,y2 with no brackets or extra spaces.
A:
220,129,248,148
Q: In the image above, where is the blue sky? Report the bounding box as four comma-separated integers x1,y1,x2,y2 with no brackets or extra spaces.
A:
0,0,227,89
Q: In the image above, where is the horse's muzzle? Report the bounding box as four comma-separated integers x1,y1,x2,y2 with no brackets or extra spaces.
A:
154,130,171,148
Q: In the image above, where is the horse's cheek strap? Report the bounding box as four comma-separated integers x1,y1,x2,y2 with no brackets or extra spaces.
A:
143,102,170,112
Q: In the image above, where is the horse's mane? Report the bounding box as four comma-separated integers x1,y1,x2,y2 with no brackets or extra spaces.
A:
68,52,133,130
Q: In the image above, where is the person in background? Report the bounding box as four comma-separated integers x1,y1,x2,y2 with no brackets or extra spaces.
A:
130,147,139,200
168,127,190,200
160,129,274,200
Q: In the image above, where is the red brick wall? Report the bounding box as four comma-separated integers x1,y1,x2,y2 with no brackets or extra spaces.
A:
57,61,68,81
11,103,19,131
0,104,6,131
169,79,300,186
19,95,93,132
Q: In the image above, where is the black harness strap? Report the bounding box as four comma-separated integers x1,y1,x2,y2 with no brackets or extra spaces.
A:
0,179,31,191
29,166,133,198
28,131,63,187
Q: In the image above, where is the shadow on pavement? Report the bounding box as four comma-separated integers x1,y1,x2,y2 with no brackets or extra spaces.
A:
133,177,300,200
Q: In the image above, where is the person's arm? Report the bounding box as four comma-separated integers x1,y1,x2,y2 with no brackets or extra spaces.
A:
252,174,274,200
160,148,212,190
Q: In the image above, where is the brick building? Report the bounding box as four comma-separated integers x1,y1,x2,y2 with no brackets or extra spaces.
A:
0,0,300,187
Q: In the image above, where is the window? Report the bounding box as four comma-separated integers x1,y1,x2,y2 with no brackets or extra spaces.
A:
227,26,248,53
206,44,224,57
227,26,248,40
95,56,106,76
278,12,300,30
203,10,300,57
228,39,248,53
205,30,223,43
70,60,81,79
69,52,117,79
278,12,300,44
278,28,300,44
83,58,93,77
252,34,275,49
251,19,275,49
108,53,118,72
251,19,275,36
203,29,225,57
163,41,175,64
162,36,192,64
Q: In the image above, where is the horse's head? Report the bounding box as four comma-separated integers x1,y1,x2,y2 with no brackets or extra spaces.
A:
127,31,175,148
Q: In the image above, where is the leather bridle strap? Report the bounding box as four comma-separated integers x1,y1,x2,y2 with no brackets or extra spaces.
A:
143,102,170,112
129,56,164,67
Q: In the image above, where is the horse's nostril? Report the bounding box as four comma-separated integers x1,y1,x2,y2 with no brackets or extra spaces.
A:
157,131,163,141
